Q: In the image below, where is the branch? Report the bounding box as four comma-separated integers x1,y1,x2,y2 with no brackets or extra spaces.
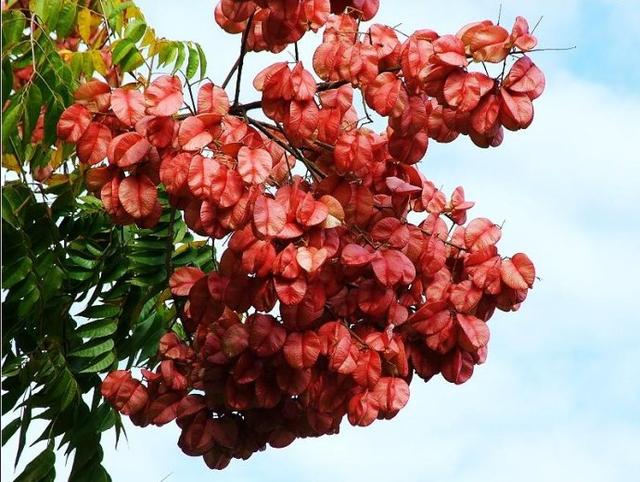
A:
246,117,326,180
228,79,352,116
233,13,255,107
221,55,241,90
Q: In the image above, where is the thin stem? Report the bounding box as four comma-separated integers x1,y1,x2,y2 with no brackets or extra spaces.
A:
29,19,37,73
417,225,467,252
228,67,401,116
184,76,197,114
283,152,294,183
514,46,576,53
221,55,241,90
391,24,409,38
531,16,544,34
233,13,255,107
499,57,508,81
247,117,326,180
361,94,373,126
343,321,369,348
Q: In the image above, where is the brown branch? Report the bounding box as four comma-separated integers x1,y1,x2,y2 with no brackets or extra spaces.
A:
221,55,241,90
246,117,326,180
233,13,255,107
417,226,467,252
228,79,352,116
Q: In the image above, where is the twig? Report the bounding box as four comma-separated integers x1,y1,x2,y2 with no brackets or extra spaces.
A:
247,117,326,180
221,55,241,90
361,95,373,126
184,77,196,114
514,46,576,53
414,220,467,252
283,152,294,183
531,16,544,34
233,13,255,107
228,67,401,116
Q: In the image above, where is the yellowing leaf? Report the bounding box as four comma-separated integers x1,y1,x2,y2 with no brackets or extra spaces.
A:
174,240,207,256
90,50,108,76
125,5,143,20
2,154,21,173
58,48,74,63
44,174,70,187
78,8,92,43
141,26,156,48
49,143,64,170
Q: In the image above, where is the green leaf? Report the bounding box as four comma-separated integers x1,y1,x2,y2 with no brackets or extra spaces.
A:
70,52,83,79
56,0,78,38
43,100,63,146
42,369,78,411
41,266,64,298
68,254,98,270
2,10,26,46
82,51,94,78
196,43,207,79
131,239,166,250
23,83,43,143
120,49,145,73
76,318,117,338
106,0,135,20
67,269,93,281
124,18,147,43
2,356,25,378
78,304,121,319
2,97,22,149
93,403,117,432
2,58,13,106
17,284,41,319
69,338,114,358
172,42,186,75
44,0,63,26
15,399,31,466
14,446,55,482
1,418,21,447
185,43,199,80
3,256,33,290
111,39,136,66
80,351,115,373
129,253,165,266
157,41,177,67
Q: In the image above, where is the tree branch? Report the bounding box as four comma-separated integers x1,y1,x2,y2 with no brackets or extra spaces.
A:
246,117,326,180
221,55,241,90
233,13,255,107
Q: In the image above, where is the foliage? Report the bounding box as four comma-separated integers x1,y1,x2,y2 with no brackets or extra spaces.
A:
2,1,210,480
3,0,545,478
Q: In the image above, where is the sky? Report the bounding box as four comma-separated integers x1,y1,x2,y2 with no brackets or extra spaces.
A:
3,1,640,481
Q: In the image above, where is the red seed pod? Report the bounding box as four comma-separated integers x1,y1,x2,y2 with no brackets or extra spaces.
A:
88,6,544,470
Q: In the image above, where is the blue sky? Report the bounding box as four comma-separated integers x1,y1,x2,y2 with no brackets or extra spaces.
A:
3,1,639,481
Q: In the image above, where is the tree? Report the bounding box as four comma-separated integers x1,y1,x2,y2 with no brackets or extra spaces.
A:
2,0,543,478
